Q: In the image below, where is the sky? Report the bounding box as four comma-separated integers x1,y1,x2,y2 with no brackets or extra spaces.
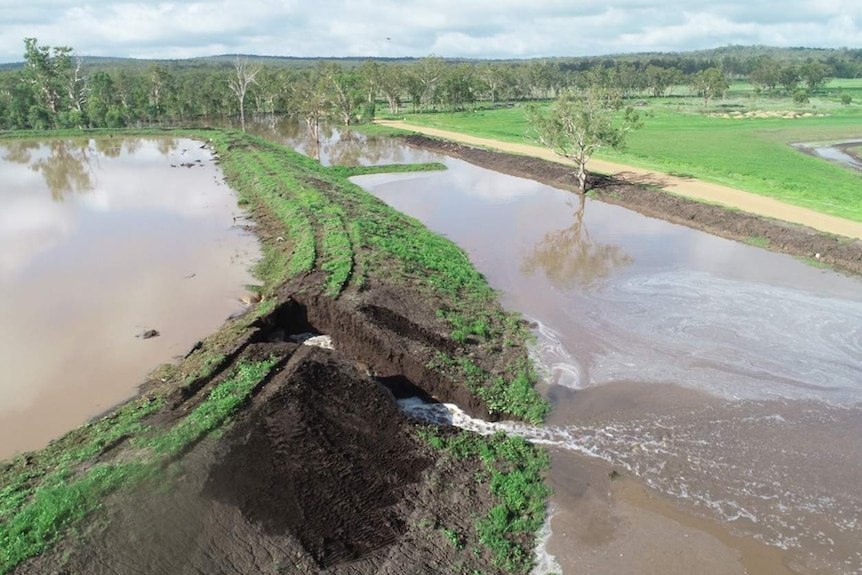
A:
0,0,860,63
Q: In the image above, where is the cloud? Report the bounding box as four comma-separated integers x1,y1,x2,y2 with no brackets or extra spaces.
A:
0,0,860,63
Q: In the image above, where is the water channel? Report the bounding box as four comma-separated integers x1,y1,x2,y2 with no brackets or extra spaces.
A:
257,120,862,575
0,137,259,458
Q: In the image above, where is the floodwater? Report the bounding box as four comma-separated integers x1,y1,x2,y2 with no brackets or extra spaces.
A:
796,140,862,173
345,148,862,574
246,115,441,166
0,137,259,459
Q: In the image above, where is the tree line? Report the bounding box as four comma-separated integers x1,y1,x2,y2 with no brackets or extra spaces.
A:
0,38,858,131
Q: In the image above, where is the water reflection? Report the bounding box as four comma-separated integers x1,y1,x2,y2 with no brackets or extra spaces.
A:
2,137,178,200
0,137,257,458
522,194,633,289
246,115,437,166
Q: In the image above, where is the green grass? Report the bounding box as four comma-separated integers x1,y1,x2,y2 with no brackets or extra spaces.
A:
213,134,548,419
401,97,862,223
419,428,551,574
744,236,770,248
0,357,278,573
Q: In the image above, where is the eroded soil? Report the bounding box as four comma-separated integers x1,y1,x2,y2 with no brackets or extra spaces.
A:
14,281,516,575
402,134,862,276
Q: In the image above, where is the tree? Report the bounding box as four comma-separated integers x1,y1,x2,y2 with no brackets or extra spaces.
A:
525,86,641,193
801,61,831,93
290,69,330,147
228,57,262,130
21,38,76,127
377,65,403,114
778,65,801,95
645,65,674,97
690,67,728,107
320,62,362,125
749,60,780,94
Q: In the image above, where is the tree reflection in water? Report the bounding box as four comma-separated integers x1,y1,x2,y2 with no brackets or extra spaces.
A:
246,116,413,167
2,137,177,201
522,193,633,289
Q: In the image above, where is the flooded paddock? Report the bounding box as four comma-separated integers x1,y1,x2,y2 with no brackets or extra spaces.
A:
352,150,862,575
0,137,259,458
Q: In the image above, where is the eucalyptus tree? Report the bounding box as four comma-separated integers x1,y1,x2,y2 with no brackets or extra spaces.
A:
526,86,641,193
377,64,404,114
778,65,801,95
320,62,362,125
290,67,331,143
86,71,119,127
359,60,381,104
690,67,728,107
439,63,479,111
801,61,831,93
412,55,446,111
21,38,78,127
228,57,262,130
645,65,674,97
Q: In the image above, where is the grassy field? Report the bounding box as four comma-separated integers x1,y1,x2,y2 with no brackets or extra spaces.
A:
397,87,862,223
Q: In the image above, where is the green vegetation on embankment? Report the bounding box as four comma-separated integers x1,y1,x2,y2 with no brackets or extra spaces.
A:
0,128,549,574
400,91,862,223
419,428,551,573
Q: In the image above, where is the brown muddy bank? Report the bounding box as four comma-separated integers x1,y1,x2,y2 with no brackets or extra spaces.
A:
13,277,527,575
402,134,862,276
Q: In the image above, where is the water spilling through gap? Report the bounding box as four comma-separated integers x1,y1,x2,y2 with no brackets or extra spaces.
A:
352,155,861,574
0,137,260,458
246,121,862,574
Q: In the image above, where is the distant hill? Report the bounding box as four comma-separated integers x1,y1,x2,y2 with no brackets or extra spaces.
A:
2,45,860,74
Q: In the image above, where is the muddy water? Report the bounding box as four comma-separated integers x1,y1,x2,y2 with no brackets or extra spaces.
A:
796,140,862,173
0,137,259,459
246,116,441,166
354,156,862,575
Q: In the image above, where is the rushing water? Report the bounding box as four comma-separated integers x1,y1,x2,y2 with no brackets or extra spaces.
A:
0,137,259,458
252,121,862,574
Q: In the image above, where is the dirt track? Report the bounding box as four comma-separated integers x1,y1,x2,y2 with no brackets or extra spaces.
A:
379,120,862,241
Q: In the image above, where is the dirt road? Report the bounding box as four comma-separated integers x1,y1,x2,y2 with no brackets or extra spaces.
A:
378,121,862,241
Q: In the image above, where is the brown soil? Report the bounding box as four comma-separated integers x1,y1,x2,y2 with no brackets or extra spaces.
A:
15,282,512,575
401,134,862,276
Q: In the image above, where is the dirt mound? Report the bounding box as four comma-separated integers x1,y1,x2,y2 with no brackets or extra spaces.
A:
403,134,862,276
14,281,520,575
16,346,503,575
204,347,429,567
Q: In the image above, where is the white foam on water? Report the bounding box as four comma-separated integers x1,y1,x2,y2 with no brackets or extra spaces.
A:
531,505,563,575
398,395,862,573
529,319,585,390
290,333,334,349
584,271,862,404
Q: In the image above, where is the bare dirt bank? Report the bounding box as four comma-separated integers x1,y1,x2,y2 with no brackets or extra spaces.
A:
400,133,862,277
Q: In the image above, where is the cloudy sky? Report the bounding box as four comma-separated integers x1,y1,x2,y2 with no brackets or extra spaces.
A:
1,0,860,63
